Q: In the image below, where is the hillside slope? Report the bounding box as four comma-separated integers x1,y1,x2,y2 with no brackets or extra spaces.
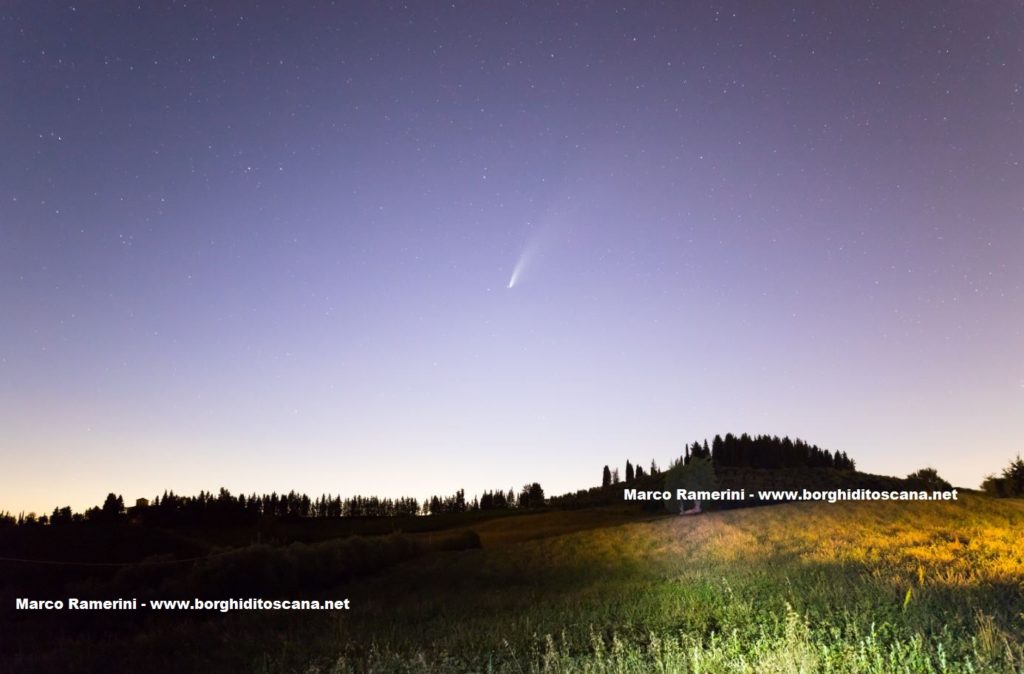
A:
9,495,1024,673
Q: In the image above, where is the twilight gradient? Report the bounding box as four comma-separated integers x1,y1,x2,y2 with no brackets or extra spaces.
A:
2,1,1022,514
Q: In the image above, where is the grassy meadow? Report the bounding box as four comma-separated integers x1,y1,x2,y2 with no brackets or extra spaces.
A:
6,494,1024,673
315,494,1024,673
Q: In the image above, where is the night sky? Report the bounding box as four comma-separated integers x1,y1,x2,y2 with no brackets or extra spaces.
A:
2,1,1022,514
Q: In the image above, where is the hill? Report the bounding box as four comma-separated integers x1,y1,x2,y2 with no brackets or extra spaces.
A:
6,494,1023,672
551,465,930,510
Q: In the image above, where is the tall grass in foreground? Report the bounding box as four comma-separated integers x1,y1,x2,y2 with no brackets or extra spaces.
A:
319,609,1023,673
289,495,1024,673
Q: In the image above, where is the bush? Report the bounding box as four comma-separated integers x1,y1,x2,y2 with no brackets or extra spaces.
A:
981,455,1024,497
906,467,952,491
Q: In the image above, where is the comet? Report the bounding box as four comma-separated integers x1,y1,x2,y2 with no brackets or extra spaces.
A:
507,246,533,289
507,204,574,289
507,260,522,288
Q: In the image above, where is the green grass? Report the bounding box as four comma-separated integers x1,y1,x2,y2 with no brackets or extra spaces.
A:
297,495,1024,673
7,496,1024,672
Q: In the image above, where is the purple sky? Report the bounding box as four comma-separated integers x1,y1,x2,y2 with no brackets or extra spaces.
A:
2,1,1022,514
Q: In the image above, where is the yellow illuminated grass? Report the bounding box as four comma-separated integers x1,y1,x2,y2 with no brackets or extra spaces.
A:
298,494,1024,673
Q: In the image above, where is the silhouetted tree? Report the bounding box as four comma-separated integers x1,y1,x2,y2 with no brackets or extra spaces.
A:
602,465,612,488
95,493,125,523
982,454,1024,497
518,483,545,508
906,467,952,491
50,506,73,525
625,460,635,482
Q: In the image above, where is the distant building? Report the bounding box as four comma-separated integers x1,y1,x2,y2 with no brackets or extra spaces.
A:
127,497,150,524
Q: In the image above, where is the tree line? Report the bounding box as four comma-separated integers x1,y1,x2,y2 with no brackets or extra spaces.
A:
424,484,544,514
601,433,855,487
708,433,855,470
12,436,1018,529
981,455,1024,497
1,483,547,528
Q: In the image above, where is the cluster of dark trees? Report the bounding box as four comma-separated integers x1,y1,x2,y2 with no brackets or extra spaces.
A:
981,455,1024,497
600,434,855,488
706,433,855,470
7,490,421,528
2,483,548,529
602,460,661,487
416,483,545,514
144,489,423,524
516,482,546,508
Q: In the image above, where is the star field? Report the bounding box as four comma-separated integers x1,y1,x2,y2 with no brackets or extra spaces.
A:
1,1,1022,513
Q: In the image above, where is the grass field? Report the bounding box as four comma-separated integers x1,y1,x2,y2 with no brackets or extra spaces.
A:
7,494,1024,673
310,494,1024,673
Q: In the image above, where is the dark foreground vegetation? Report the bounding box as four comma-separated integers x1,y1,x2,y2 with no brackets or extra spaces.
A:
3,497,1023,673
4,436,1022,672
